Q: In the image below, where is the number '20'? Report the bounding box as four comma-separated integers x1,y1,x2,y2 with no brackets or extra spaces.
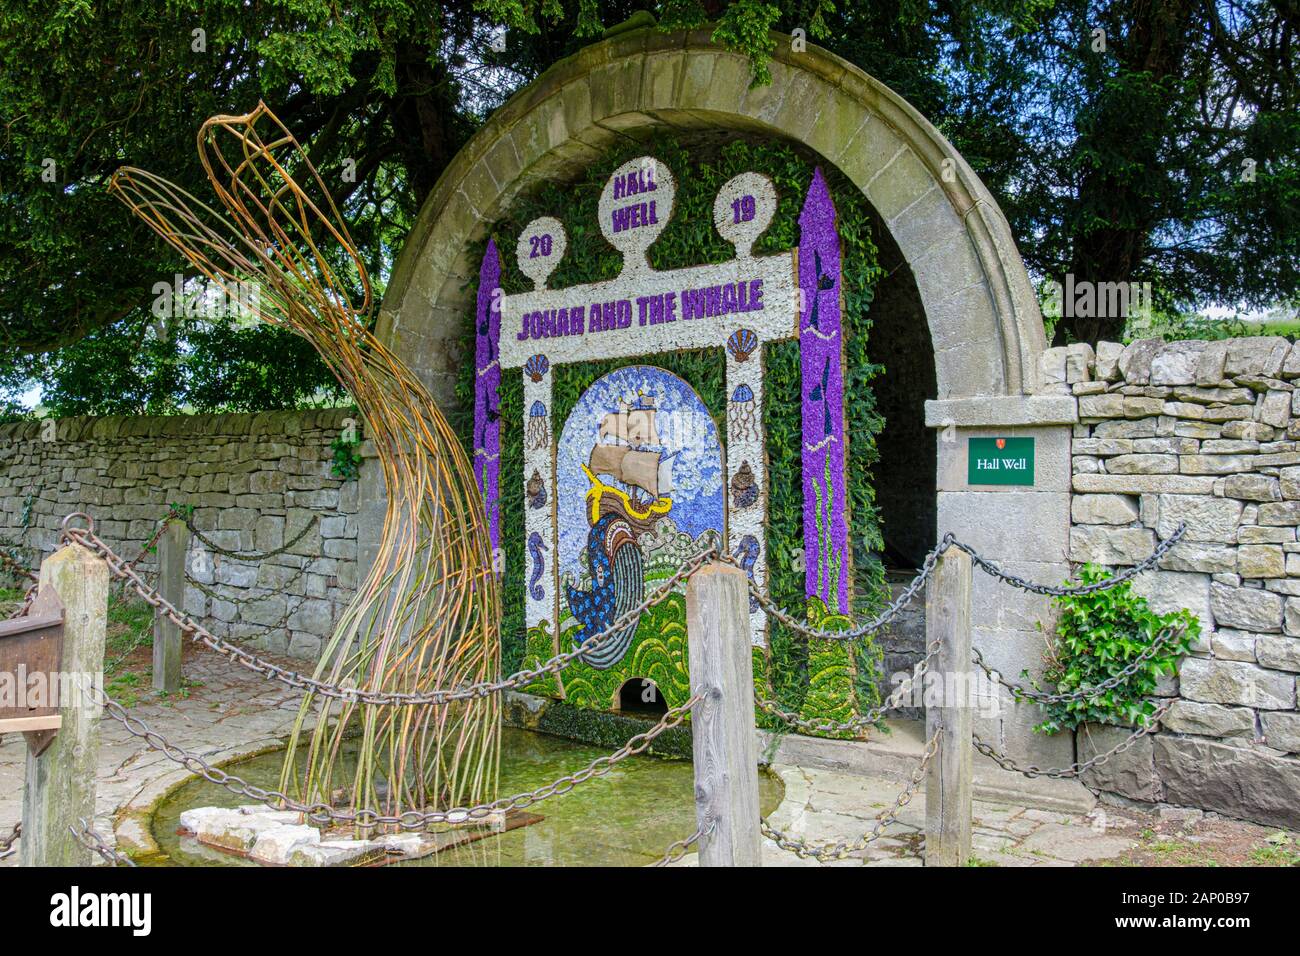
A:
529,234,553,258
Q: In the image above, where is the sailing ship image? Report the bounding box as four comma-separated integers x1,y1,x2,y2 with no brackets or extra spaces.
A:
566,392,678,668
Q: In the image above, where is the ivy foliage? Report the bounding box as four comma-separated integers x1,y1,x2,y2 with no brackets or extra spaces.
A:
455,133,889,722
1034,564,1199,735
2,315,352,419
330,426,364,482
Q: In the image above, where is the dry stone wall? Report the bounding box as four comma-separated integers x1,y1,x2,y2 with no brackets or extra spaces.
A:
0,409,363,662
1042,336,1300,827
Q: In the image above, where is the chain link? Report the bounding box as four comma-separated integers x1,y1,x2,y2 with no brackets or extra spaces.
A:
184,513,319,562
123,511,179,573
760,727,940,861
744,536,947,641
62,515,714,707
649,820,715,867
973,700,1173,779
69,818,137,867
0,821,19,861
0,547,39,621
972,624,1187,705
91,675,699,829
743,525,1183,642
755,638,941,735
952,523,1187,596
0,545,38,583
3,583,38,621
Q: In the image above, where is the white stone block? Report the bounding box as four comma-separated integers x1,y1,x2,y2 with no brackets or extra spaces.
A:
251,825,321,865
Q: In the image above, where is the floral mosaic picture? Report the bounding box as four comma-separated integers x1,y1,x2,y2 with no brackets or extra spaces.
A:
551,367,723,705
471,146,869,726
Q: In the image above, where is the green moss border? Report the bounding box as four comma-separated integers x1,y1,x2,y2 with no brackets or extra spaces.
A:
456,133,888,733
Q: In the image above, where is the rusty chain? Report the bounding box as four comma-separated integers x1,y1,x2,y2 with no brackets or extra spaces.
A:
755,638,942,736
3,583,38,621
91,675,699,829
0,822,19,861
69,818,137,867
973,700,1174,780
0,546,38,583
124,510,180,573
0,547,38,620
973,624,1188,705
761,727,940,861
61,513,714,706
649,820,715,867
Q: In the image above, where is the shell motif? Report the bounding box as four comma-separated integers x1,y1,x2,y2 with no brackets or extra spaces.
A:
730,460,758,509
525,354,550,383
727,328,758,362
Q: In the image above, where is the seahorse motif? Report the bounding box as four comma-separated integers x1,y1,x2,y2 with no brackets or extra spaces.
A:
528,532,547,601
733,534,760,612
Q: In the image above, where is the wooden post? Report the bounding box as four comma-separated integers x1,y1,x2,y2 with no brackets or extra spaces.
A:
924,546,973,866
685,561,761,867
21,543,108,866
153,518,188,693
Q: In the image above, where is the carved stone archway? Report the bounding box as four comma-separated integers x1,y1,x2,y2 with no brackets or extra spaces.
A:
374,27,1083,782
379,27,1048,405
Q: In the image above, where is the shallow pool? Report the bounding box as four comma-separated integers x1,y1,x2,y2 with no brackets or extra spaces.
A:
149,728,784,866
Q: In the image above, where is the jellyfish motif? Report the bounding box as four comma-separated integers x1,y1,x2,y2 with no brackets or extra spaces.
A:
525,354,550,383
727,328,758,363
730,460,758,509
729,382,760,443
527,400,550,451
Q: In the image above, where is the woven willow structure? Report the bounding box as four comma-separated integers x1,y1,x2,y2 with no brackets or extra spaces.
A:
108,104,501,827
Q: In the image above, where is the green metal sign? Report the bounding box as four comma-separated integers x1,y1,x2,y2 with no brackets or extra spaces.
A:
968,436,1035,485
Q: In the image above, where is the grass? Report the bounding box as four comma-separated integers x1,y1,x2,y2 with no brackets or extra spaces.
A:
3,586,203,708
1249,833,1300,866
1103,824,1300,868
106,591,155,659
0,585,22,615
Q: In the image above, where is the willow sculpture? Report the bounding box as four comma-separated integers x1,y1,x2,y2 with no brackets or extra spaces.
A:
108,104,502,829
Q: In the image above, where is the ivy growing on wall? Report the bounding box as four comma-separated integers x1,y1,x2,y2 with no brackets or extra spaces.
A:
454,133,889,730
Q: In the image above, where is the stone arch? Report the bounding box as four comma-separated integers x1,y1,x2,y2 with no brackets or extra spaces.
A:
377,27,1048,406
370,27,1080,778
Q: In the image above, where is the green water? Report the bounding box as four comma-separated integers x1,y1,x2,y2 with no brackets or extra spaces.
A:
150,728,784,867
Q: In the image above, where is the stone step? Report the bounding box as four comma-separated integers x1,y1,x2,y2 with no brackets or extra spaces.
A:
760,718,1096,814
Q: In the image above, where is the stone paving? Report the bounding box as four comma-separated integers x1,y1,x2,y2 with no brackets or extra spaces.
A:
0,647,304,866
735,764,1138,867
0,646,1169,867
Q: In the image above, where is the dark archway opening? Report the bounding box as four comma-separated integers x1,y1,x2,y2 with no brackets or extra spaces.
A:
863,204,937,720
616,677,669,716
866,211,938,570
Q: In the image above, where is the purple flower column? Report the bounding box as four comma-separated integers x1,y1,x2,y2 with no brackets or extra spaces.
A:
798,169,850,613
474,240,502,556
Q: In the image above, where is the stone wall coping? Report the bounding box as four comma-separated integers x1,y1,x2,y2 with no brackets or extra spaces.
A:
0,407,357,444
924,396,1079,428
